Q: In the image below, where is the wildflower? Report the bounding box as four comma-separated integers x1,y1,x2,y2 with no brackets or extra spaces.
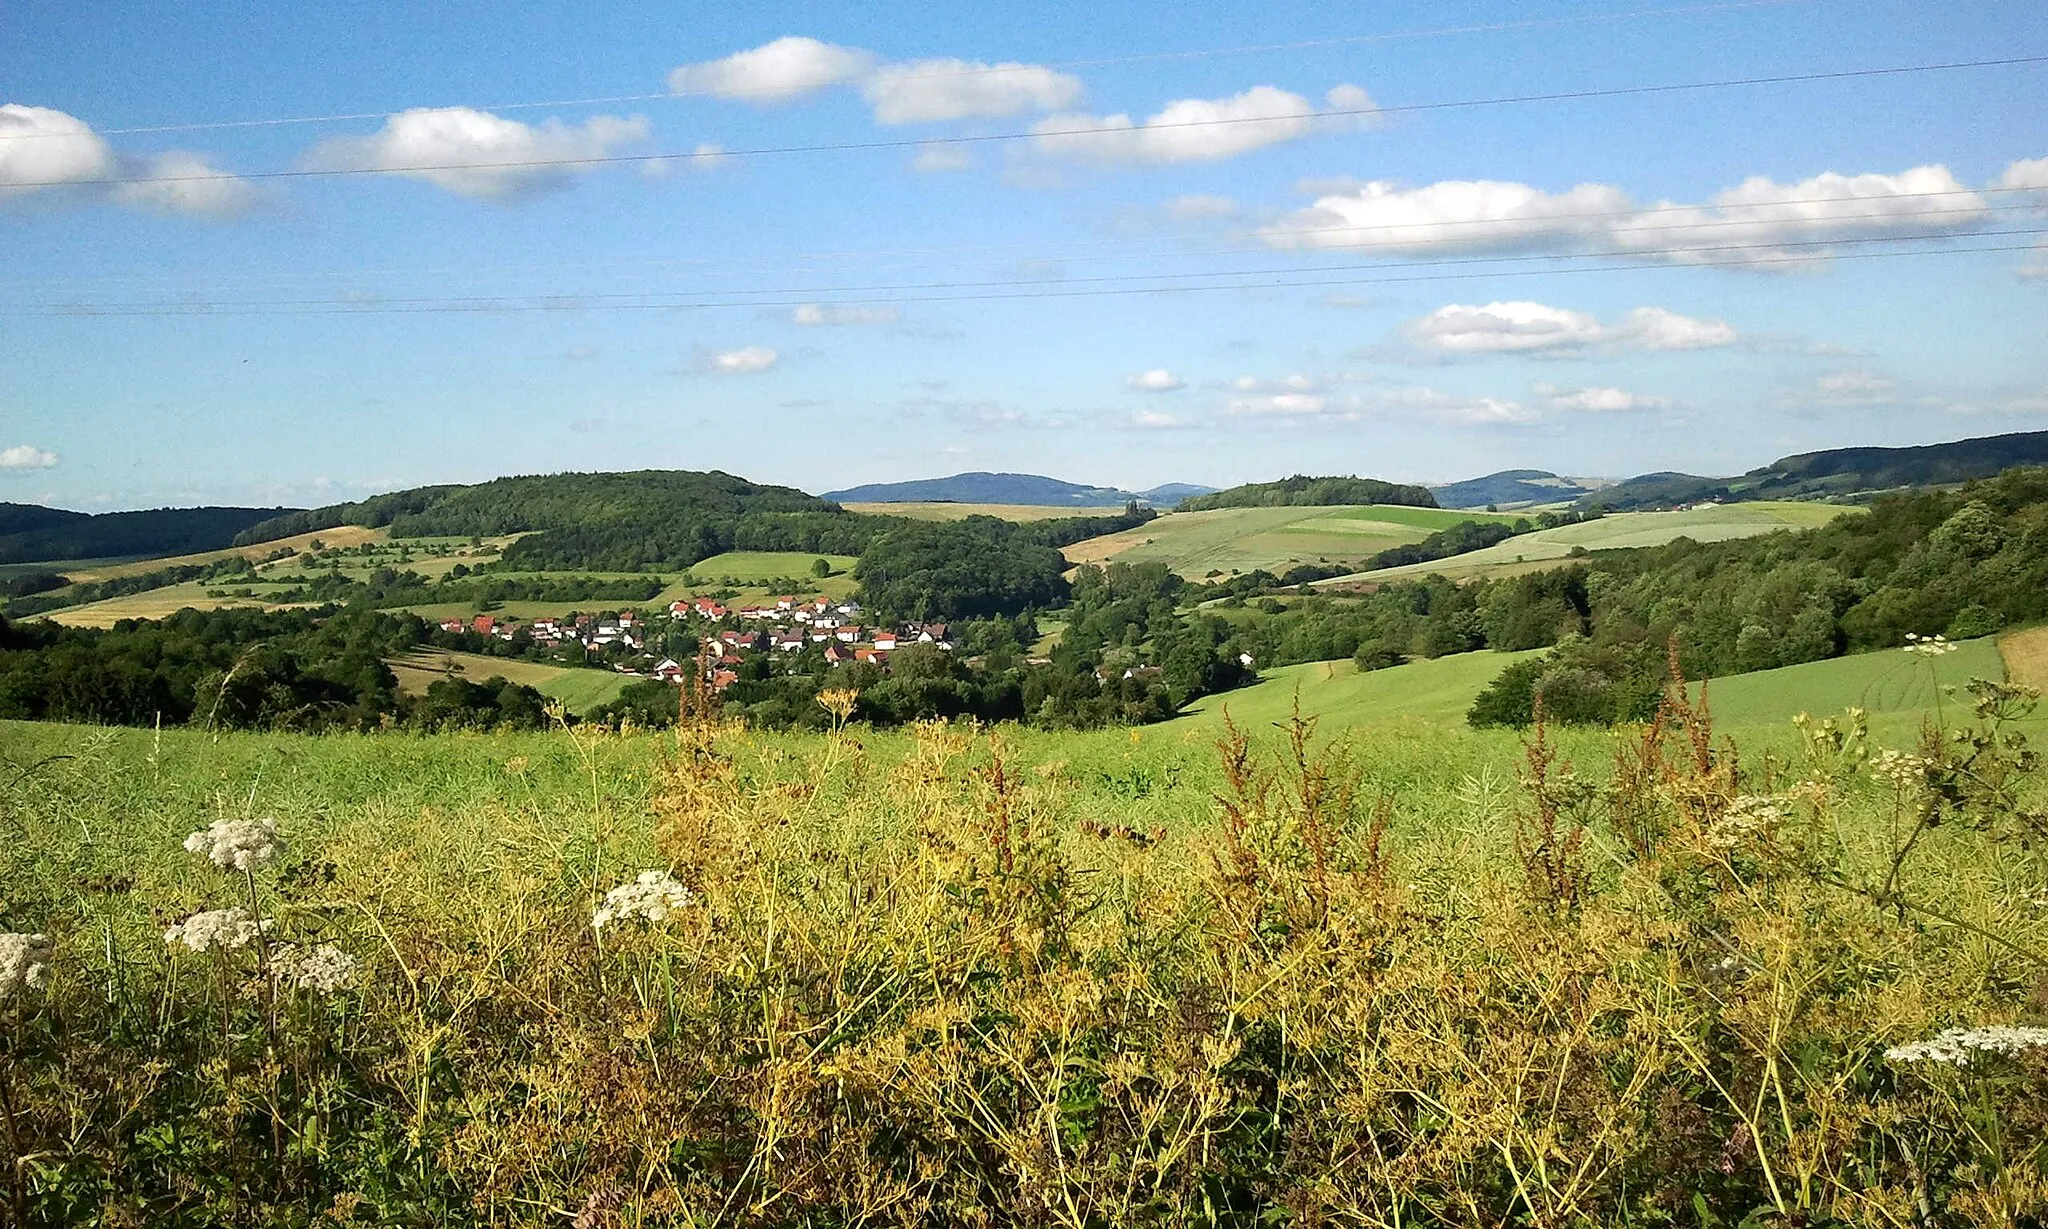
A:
271,943,359,993
1902,632,1959,657
0,932,53,1000
593,870,696,931
1885,1024,2048,1066
183,817,285,871
163,907,267,953
1706,794,1785,849
1869,748,1931,790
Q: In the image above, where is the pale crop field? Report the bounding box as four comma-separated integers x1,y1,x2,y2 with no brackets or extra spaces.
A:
1318,501,1857,584
1062,504,1522,577
58,525,387,583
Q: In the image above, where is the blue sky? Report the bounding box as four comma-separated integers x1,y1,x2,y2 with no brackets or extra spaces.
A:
3,0,2045,510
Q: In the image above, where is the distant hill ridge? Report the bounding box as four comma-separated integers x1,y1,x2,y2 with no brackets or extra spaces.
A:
1177,475,1438,512
1579,429,2048,510
0,503,295,567
822,471,1211,508
1431,470,1604,510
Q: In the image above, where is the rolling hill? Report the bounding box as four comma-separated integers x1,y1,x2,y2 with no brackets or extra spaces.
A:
1063,504,1520,578
820,472,1209,508
1580,428,2048,510
0,503,297,566
1431,470,1604,510
1313,502,1851,586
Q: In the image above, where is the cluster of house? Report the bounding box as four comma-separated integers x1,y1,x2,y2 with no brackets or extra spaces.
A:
438,611,646,653
437,596,957,694
663,594,955,692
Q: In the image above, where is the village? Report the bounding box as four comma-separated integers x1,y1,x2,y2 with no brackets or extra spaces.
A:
439,594,956,693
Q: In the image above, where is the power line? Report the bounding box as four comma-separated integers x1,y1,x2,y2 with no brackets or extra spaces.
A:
15,232,2042,317
8,52,2044,190
3,192,2035,295
8,0,1808,139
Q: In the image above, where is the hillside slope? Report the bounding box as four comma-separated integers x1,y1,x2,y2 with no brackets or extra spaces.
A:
232,471,878,571
0,503,296,566
1581,429,2048,510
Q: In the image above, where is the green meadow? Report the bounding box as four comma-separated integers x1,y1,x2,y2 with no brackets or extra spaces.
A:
1319,501,1855,584
1062,503,1523,577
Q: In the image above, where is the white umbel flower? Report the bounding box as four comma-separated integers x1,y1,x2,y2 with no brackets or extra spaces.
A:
1885,1024,2048,1066
593,870,696,931
1706,795,1785,850
272,943,359,994
163,907,266,953
0,932,53,1000
183,817,285,871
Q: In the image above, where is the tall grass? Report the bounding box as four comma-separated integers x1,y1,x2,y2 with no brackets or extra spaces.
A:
2,667,2045,1225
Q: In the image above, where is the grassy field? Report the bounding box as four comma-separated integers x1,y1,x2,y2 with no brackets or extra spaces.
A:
1063,504,1522,577
5,625,2045,1221
39,582,314,627
650,551,860,605
844,501,1123,521
1315,501,1854,585
385,648,634,713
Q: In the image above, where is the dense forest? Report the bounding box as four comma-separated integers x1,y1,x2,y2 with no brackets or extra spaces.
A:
0,608,554,731
0,503,292,566
850,508,1153,622
1176,475,1438,511
230,471,874,571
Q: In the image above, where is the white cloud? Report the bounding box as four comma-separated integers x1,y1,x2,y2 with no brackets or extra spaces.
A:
0,444,58,470
1410,301,1606,353
1265,179,1630,252
864,58,1082,124
709,346,779,374
1229,391,1328,416
1607,165,1989,265
792,303,900,326
1127,368,1186,392
1405,301,1738,354
1533,382,1667,413
1230,373,1320,392
1031,84,1368,166
1812,370,1894,402
1262,163,1992,266
1380,386,1537,426
112,150,256,216
1620,306,1739,350
0,103,114,192
913,143,973,173
306,107,647,198
1130,410,1182,429
2,104,251,216
667,37,876,102
2002,157,2048,192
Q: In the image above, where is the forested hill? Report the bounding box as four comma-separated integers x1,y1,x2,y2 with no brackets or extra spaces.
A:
1176,475,1438,511
823,471,1142,506
233,471,877,571
0,503,295,566
1582,429,2048,510
1431,470,1598,510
